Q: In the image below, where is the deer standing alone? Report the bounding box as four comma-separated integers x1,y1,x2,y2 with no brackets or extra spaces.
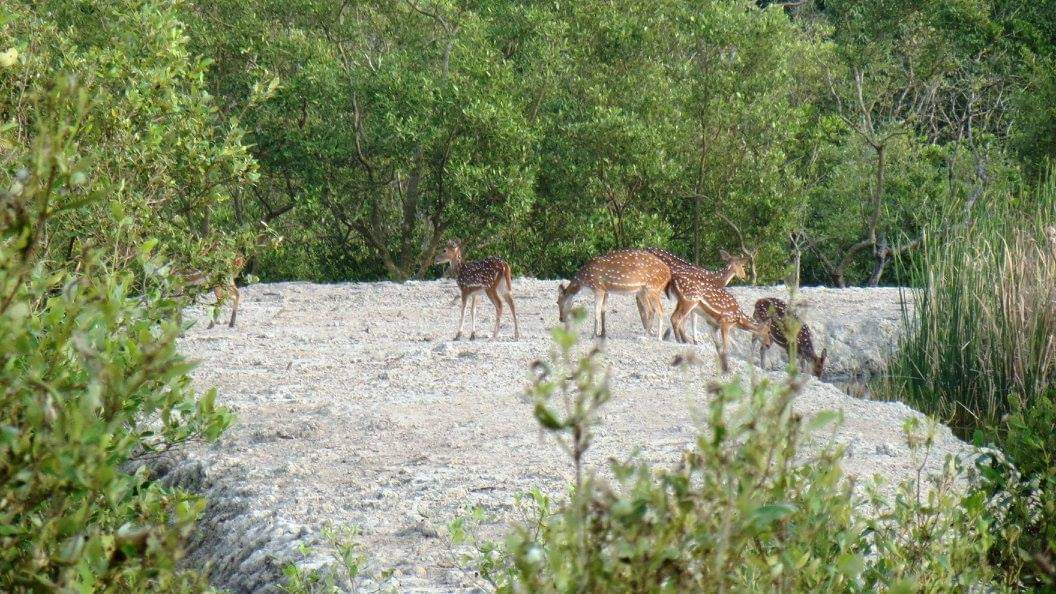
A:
667,273,770,372
557,249,671,339
640,248,750,342
752,297,826,377
435,240,520,340
182,254,247,329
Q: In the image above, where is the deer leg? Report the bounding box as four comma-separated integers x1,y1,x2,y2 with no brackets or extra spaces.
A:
650,291,665,341
595,290,608,338
670,298,693,344
469,293,479,340
227,283,240,328
503,292,520,340
486,287,503,339
635,292,654,335
455,293,468,340
717,318,732,373
702,310,720,350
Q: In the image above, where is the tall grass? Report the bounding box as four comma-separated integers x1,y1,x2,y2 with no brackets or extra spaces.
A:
877,172,1056,437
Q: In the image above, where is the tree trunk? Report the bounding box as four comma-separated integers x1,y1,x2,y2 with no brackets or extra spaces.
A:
693,193,701,264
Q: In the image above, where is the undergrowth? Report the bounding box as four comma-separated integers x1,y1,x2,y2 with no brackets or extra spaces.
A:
450,315,1005,593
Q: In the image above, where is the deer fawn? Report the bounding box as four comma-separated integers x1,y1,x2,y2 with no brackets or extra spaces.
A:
752,297,826,377
435,239,520,340
642,249,750,343
183,254,247,329
557,249,671,339
668,276,770,373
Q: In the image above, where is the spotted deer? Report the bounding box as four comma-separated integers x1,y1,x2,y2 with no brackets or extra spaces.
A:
641,249,750,342
435,240,520,340
182,254,247,329
668,278,770,373
557,249,671,339
752,297,826,377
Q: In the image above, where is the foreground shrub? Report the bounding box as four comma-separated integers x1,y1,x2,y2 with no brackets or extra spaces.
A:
878,171,1056,588
0,79,230,591
972,393,1056,589
459,321,1003,592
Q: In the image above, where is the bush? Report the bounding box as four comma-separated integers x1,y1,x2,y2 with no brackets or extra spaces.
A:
461,320,1004,593
974,394,1056,589
877,173,1056,434
0,78,230,591
877,172,1056,588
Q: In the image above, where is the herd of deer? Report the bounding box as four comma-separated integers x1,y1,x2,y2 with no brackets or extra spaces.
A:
198,239,825,376
434,240,827,377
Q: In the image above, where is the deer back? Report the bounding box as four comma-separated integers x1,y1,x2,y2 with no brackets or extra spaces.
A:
458,256,507,289
576,250,670,291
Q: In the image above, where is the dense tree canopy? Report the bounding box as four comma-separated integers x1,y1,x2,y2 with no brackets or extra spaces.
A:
6,0,1056,285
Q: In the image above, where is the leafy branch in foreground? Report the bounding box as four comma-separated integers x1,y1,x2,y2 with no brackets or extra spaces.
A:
0,77,230,591
280,523,395,594
460,319,1005,593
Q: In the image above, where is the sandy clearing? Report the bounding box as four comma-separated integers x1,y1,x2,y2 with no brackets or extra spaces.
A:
158,279,961,593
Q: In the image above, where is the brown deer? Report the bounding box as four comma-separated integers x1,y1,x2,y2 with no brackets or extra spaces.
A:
668,277,770,373
641,249,750,342
435,239,520,340
557,249,671,339
752,297,826,377
182,254,247,329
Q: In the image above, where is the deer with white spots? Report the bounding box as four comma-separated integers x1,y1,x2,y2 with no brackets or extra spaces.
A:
668,274,770,373
435,240,520,341
639,248,750,342
753,297,826,377
181,254,247,329
557,249,671,339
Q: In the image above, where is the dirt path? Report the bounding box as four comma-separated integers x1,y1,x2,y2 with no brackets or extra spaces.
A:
162,279,961,593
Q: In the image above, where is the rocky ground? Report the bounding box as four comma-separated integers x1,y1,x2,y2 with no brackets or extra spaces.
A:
157,279,963,593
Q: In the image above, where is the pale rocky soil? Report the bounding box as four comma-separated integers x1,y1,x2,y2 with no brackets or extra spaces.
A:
156,279,966,593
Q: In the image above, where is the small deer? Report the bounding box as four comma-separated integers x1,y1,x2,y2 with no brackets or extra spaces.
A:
643,249,750,343
183,254,247,329
434,239,520,340
557,249,671,339
752,297,826,377
668,277,770,373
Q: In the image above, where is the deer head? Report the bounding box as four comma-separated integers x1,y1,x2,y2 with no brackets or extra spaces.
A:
434,239,463,266
719,249,749,282
812,348,827,378
754,319,773,349
557,282,573,323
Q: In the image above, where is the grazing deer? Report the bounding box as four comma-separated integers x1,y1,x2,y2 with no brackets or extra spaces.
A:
557,249,671,339
435,239,520,340
182,254,247,329
752,297,826,378
668,278,770,373
642,249,750,342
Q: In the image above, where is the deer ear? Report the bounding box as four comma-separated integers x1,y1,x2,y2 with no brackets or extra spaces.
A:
559,283,567,293
719,249,732,261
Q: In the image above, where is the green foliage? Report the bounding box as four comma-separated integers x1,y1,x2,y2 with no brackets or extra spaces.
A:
0,78,230,591
1,0,260,284
878,170,1056,587
465,325,1004,592
877,172,1056,433
974,394,1056,588
280,523,394,594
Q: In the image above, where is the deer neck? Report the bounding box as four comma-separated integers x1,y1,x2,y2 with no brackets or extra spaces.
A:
796,328,817,360
449,255,465,278
718,265,738,286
